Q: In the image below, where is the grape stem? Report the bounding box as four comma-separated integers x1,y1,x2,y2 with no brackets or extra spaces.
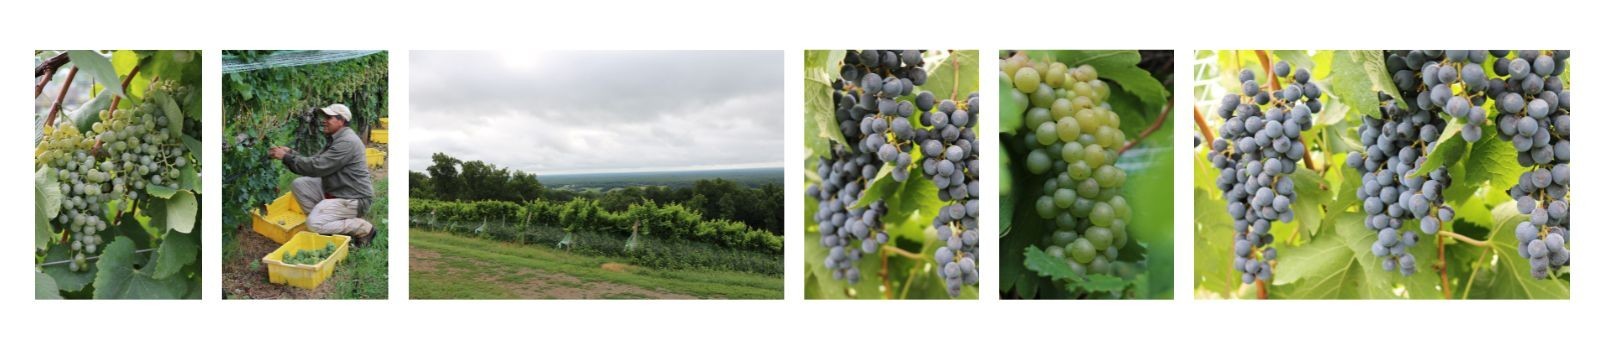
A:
1193,106,1216,146
1437,230,1489,247
1437,235,1453,299
946,50,961,101
36,248,157,268
880,245,924,260
43,67,80,129
880,247,892,299
1120,99,1172,155
1249,50,1319,173
1255,279,1267,299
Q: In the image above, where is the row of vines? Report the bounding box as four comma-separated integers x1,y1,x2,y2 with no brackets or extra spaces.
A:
411,198,782,274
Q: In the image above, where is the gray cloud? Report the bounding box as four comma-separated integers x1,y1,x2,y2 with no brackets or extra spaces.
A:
410,50,783,174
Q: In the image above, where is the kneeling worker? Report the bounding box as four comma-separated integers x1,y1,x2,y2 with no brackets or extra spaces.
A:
268,103,378,246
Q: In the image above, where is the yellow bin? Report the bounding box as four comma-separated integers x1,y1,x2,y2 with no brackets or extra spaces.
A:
379,117,389,129
365,147,386,168
263,232,351,289
371,129,389,144
250,193,308,244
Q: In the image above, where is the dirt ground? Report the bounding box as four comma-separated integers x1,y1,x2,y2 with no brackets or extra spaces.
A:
222,226,347,299
410,245,696,299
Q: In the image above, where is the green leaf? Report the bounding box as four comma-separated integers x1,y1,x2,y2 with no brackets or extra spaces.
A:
152,231,198,279
68,89,114,131
804,51,849,158
1356,50,1407,110
850,165,899,210
1409,130,1466,178
1464,135,1522,190
36,272,62,299
1329,51,1382,119
921,50,980,102
1024,246,1133,293
1288,170,1330,239
999,79,1023,133
145,184,178,199
1271,50,1316,74
1275,212,1442,299
1096,61,1170,108
180,165,201,193
1463,202,1569,299
36,167,63,250
93,237,187,299
41,243,96,292
67,50,125,98
113,50,151,100
184,135,202,164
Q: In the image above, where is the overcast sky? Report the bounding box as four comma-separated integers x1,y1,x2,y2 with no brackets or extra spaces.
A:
409,50,783,175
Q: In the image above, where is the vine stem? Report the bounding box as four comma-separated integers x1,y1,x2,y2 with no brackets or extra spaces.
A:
43,67,79,128
1438,230,1489,247
947,50,961,101
1255,279,1268,299
1120,99,1172,155
1193,106,1216,146
880,245,924,260
880,247,891,299
34,53,72,97
1438,235,1453,299
1250,50,1318,173
37,248,157,267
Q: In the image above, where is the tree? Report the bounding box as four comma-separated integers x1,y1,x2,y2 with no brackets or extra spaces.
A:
426,152,461,200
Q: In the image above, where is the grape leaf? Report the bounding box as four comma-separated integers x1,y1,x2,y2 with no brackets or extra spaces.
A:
36,272,62,300
999,80,1023,133
67,50,125,98
1192,188,1240,296
1356,50,1407,110
145,184,178,199
1097,62,1170,109
152,230,198,279
1464,135,1522,190
804,50,849,158
41,243,96,292
1023,246,1132,293
850,165,899,210
921,50,980,101
37,167,63,250
93,236,187,299
1409,129,1466,178
1288,169,1330,239
180,164,201,193
113,50,150,101
1462,202,1569,299
1271,50,1316,75
1275,212,1442,299
68,89,114,132
1329,51,1382,119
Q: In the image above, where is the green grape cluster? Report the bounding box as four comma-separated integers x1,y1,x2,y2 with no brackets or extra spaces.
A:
37,80,195,272
283,243,337,265
1002,52,1135,276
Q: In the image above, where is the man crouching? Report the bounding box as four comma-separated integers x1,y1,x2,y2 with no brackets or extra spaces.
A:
269,104,378,247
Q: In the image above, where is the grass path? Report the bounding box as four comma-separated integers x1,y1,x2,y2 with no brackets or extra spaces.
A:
410,229,783,299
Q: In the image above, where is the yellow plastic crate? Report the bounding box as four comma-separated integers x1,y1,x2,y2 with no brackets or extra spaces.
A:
250,193,308,244
379,117,389,129
262,232,351,289
365,147,386,168
371,129,388,144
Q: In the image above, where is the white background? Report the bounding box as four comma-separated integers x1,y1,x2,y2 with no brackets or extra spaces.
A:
5,0,1594,348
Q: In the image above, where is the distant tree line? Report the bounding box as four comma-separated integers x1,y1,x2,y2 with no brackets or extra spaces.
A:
412,152,783,235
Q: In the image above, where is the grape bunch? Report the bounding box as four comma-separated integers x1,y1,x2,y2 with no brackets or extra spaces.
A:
1385,50,1494,141
1207,61,1320,285
37,80,195,272
1001,53,1137,279
1346,94,1454,276
924,94,981,297
1485,50,1570,279
283,243,338,265
808,50,928,284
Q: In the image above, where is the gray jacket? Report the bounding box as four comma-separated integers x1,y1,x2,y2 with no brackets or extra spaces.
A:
283,127,374,214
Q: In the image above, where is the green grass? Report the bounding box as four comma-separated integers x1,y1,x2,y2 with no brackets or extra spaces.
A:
411,229,782,299
334,178,389,299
